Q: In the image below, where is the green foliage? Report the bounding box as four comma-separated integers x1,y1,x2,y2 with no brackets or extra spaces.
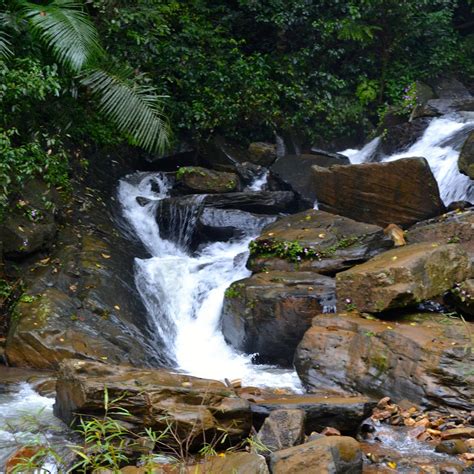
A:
0,127,69,218
90,0,473,144
249,236,359,263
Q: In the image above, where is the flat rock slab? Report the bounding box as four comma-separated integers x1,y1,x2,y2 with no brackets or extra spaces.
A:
251,395,375,435
54,359,252,446
270,436,363,474
222,271,335,366
294,312,474,411
336,242,471,313
248,209,392,274
312,157,445,227
271,153,349,205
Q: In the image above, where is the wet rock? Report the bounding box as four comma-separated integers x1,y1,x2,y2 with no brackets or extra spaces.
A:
5,188,161,368
54,359,252,447
459,131,474,179
269,436,363,474
379,118,432,155
294,312,474,411
222,271,335,365
312,157,445,228
247,209,392,275
234,161,265,185
251,396,374,435
257,409,305,451
336,242,471,313
196,208,275,244
175,166,240,194
1,179,58,258
6,446,42,474
271,153,349,205
201,191,298,215
436,440,469,455
248,142,277,167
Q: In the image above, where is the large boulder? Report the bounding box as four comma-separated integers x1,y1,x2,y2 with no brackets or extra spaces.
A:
459,130,474,179
312,158,445,228
269,436,363,474
175,166,240,194
5,184,161,369
222,271,335,365
336,242,471,313
271,153,349,205
247,210,392,275
412,78,474,119
295,312,474,411
1,179,58,258
54,359,252,446
251,395,374,435
379,118,432,156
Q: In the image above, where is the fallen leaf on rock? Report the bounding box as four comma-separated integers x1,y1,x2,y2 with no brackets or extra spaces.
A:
114,305,120,310
39,258,50,265
101,253,111,259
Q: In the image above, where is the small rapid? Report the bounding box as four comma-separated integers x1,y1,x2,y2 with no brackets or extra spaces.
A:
0,382,67,471
343,115,474,203
118,173,302,390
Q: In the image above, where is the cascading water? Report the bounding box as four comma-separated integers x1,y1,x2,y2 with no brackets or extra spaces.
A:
118,173,302,390
343,115,474,203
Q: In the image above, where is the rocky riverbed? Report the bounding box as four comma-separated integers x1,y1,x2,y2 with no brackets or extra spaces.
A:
0,78,474,473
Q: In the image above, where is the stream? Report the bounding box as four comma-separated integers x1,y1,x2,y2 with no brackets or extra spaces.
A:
1,112,473,470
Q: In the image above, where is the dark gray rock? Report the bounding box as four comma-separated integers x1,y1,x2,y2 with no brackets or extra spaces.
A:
222,271,335,366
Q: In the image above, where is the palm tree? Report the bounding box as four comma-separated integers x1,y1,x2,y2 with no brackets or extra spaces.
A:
0,0,169,153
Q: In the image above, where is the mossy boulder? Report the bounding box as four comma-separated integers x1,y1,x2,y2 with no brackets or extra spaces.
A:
247,209,392,274
176,166,240,193
336,242,471,313
295,312,474,411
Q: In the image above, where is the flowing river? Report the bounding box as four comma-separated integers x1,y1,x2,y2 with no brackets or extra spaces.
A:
0,112,473,469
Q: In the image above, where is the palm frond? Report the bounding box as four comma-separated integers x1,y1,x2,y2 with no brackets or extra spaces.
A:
81,69,170,153
0,13,12,59
20,0,102,72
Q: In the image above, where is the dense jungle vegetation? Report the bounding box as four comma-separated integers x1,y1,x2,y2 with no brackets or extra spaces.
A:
0,0,473,217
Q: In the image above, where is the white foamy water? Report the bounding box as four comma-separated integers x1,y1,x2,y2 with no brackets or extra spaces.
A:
118,174,302,390
0,383,66,471
343,115,474,203
247,170,269,191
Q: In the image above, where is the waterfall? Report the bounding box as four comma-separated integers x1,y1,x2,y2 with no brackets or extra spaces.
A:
342,115,474,203
118,174,302,390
